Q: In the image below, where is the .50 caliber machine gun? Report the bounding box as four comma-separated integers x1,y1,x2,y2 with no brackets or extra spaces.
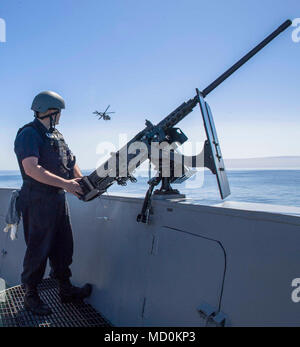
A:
79,20,292,223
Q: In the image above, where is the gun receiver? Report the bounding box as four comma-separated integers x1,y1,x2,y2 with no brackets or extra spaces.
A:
79,20,292,204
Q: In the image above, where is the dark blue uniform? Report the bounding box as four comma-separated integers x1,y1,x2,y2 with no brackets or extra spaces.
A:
14,118,76,287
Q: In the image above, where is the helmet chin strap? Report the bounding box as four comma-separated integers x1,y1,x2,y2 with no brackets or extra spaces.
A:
37,111,60,133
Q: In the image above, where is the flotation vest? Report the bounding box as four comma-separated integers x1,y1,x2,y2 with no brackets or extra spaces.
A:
16,120,76,183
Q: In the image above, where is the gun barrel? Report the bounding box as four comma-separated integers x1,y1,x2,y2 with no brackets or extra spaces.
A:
201,19,292,98
82,20,292,202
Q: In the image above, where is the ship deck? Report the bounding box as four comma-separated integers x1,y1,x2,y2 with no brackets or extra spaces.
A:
0,278,111,327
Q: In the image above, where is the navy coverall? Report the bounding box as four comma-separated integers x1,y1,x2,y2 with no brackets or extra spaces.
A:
14,118,76,287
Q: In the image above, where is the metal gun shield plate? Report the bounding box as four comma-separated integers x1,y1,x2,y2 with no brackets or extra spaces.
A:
197,89,231,200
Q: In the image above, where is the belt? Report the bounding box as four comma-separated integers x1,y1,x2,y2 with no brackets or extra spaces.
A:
22,181,65,194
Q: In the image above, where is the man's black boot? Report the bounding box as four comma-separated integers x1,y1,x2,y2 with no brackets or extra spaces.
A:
58,279,92,303
24,284,52,316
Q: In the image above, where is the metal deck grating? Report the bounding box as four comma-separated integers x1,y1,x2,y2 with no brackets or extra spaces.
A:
0,278,111,327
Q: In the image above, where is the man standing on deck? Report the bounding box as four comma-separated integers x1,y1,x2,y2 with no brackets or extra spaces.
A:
14,91,92,316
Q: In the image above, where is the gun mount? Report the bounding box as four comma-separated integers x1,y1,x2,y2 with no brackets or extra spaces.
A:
79,20,292,223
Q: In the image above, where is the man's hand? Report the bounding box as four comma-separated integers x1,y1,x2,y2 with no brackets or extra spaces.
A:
63,178,83,197
22,157,83,198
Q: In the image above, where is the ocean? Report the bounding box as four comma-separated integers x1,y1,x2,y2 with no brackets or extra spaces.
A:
0,169,299,207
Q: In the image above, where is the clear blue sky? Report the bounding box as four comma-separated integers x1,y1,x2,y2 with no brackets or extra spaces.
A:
0,0,299,170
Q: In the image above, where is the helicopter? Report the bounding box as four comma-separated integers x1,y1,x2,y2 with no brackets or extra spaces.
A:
93,105,115,121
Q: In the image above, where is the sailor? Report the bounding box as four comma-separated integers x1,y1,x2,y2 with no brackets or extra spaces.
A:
14,91,92,316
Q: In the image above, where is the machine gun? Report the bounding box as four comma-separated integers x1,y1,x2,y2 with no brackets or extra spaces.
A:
79,20,292,223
